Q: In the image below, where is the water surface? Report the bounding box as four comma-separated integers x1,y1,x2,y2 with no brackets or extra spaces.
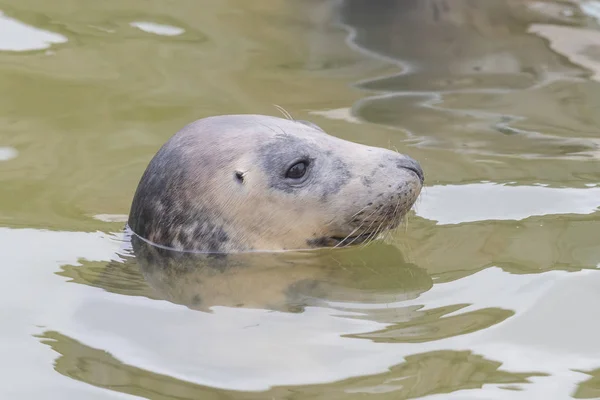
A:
1,0,600,399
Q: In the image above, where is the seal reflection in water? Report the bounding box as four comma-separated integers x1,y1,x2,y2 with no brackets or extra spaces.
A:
128,233,433,312
128,114,424,253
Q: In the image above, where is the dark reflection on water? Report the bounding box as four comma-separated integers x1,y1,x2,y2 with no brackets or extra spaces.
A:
339,0,583,88
573,368,600,399
38,330,547,400
330,350,547,398
337,0,600,159
346,306,514,344
60,232,433,313
38,331,230,400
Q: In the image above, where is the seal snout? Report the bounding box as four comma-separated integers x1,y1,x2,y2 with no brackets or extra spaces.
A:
396,156,424,184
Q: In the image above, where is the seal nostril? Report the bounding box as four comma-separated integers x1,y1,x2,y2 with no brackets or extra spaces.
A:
404,166,424,183
396,157,424,183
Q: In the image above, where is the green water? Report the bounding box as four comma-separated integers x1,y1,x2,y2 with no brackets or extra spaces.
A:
1,0,600,398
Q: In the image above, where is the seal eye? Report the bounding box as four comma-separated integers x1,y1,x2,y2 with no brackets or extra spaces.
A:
286,161,308,179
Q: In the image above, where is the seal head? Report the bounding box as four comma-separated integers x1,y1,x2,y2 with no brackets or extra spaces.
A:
128,114,423,253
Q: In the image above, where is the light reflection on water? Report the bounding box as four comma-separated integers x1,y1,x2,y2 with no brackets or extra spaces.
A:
0,10,67,51
416,183,600,225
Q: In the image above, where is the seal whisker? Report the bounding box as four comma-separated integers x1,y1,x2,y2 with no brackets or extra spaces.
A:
363,212,385,244
359,230,378,249
350,204,372,219
335,205,381,248
350,207,383,247
390,189,405,225
333,225,363,248
382,197,403,244
361,217,387,248
273,104,294,121
390,195,408,239
258,122,279,136
363,194,402,247
386,209,405,244
337,207,381,247
370,192,404,247
389,215,408,246
385,141,401,156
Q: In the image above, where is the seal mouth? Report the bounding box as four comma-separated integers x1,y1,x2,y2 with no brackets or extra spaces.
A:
328,232,376,247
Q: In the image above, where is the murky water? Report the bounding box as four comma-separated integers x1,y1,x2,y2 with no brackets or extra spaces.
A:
1,0,600,398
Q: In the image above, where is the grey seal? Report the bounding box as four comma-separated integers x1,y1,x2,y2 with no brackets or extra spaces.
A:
127,114,424,253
